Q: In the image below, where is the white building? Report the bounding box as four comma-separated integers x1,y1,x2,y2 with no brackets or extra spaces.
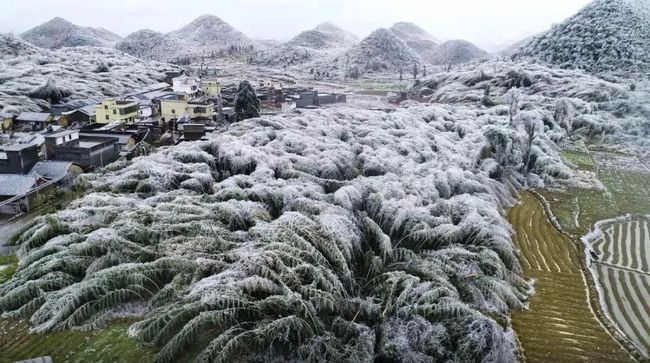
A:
172,76,200,96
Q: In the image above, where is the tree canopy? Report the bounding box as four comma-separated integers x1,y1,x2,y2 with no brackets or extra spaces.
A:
235,80,260,121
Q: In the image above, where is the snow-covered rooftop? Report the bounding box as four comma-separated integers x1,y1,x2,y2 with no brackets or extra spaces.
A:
0,174,37,196
30,160,75,180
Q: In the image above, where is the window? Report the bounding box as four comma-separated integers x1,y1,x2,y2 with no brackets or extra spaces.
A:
194,107,207,114
113,109,117,115
105,115,109,120
172,109,175,114
104,105,108,110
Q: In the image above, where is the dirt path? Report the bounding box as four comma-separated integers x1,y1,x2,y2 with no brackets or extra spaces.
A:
509,192,634,362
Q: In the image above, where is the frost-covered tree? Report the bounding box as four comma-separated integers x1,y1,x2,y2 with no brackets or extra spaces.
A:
27,77,72,104
483,125,521,181
235,80,260,121
519,111,544,174
504,88,521,127
554,98,575,134
93,61,109,73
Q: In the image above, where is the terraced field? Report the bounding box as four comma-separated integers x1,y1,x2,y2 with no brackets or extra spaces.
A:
509,192,633,362
589,219,650,357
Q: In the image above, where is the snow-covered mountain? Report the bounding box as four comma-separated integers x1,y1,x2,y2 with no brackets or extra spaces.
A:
20,17,121,49
345,28,424,72
514,0,650,73
389,22,439,44
429,40,487,65
287,22,359,49
117,14,255,62
389,22,439,64
168,14,254,51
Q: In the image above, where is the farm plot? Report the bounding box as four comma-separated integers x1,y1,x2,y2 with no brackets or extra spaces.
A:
509,192,633,362
599,169,650,217
542,151,650,237
589,219,650,357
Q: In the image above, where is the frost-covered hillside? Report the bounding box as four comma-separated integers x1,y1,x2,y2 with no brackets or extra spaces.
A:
411,60,650,152
117,14,255,62
514,0,650,74
389,22,440,64
1,98,579,361
20,17,121,49
345,28,424,72
429,40,487,65
0,42,174,113
0,33,42,59
287,22,359,49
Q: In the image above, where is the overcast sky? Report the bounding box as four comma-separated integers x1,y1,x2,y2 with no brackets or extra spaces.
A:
1,0,591,51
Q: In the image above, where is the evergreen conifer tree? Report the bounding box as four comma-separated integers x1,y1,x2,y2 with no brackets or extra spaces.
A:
235,80,260,121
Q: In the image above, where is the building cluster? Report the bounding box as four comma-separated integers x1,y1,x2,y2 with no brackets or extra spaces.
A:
0,124,146,215
0,73,350,217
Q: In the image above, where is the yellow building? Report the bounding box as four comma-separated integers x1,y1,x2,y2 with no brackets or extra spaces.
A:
160,97,215,121
95,99,139,124
201,79,221,97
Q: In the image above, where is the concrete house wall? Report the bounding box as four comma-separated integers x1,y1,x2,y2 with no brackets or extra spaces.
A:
50,137,118,169
0,145,39,174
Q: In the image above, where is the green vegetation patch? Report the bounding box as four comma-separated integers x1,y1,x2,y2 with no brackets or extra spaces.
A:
540,187,616,237
541,152,650,236
561,149,595,171
0,319,156,363
0,254,18,284
599,169,650,216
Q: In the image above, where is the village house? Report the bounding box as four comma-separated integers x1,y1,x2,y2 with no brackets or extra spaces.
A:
14,112,54,131
29,160,83,184
0,143,39,174
172,76,200,96
0,173,45,215
95,99,139,124
79,131,137,156
62,105,96,125
201,79,221,97
179,123,206,142
160,94,215,121
44,130,118,169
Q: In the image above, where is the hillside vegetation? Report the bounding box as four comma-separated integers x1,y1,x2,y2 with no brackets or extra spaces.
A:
514,0,650,74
